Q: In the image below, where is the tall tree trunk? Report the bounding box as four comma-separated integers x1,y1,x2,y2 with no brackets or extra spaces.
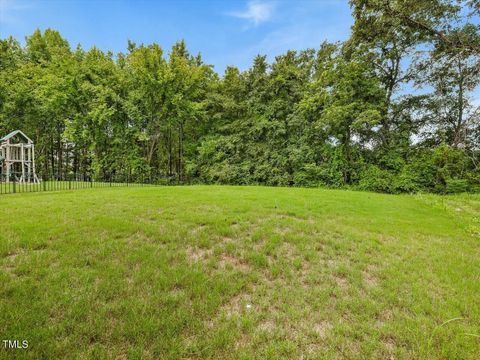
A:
168,126,173,177
343,127,352,184
453,68,464,148
380,53,401,149
178,122,184,181
58,136,63,179
147,137,157,166
50,136,55,176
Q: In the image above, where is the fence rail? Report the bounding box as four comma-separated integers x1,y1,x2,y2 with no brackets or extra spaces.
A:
0,172,169,195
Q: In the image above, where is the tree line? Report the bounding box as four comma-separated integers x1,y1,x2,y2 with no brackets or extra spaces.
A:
0,0,479,193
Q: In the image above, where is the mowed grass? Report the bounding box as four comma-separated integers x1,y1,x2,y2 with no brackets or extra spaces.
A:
0,186,479,359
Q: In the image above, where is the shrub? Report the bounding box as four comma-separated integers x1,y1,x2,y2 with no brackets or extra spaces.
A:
358,165,395,193
393,168,420,193
293,163,324,187
445,179,469,194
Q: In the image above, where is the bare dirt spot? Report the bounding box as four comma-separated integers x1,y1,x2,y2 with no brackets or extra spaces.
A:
135,209,163,224
377,308,394,323
312,320,332,338
185,246,212,263
125,263,141,286
274,226,290,235
169,287,185,300
234,333,251,351
363,271,379,287
224,293,253,317
335,275,349,289
382,336,396,355
273,213,296,220
203,292,253,329
4,252,19,261
305,343,322,356
1,262,17,277
198,205,222,211
346,340,361,355
130,229,151,242
278,242,297,257
258,319,275,333
222,236,234,244
1,251,23,277
324,258,339,269
191,224,207,236
115,354,128,360
230,222,240,230
218,253,250,272
298,264,312,287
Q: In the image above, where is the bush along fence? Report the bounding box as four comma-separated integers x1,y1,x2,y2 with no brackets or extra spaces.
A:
0,171,183,195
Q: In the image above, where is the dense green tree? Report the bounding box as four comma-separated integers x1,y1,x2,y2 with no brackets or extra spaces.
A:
350,0,480,55
0,14,478,193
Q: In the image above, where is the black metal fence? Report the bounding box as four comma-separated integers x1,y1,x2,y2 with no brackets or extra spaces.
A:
0,172,173,195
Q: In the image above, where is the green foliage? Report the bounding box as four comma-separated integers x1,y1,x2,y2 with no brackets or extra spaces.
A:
0,20,478,193
446,179,469,194
357,164,420,194
358,165,396,193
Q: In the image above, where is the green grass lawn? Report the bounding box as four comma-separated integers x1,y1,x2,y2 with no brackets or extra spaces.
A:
0,186,479,359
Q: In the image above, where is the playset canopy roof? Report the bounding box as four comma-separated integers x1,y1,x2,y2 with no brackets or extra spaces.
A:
0,130,33,143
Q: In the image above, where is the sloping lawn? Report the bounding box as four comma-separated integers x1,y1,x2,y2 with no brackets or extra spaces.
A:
0,186,479,359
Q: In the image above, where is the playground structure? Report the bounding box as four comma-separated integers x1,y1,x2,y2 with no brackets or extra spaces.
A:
0,130,40,183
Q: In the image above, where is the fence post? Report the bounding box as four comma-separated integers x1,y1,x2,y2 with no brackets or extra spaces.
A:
69,175,71,190
43,175,46,191
12,175,16,194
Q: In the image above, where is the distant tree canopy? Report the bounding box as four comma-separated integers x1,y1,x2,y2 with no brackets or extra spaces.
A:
0,1,479,193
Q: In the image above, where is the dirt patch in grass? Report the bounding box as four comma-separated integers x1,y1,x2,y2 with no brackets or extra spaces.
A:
274,226,290,235
204,290,253,332
377,308,394,324
222,236,234,244
335,275,349,289
230,221,240,230
221,292,253,318
363,270,379,288
383,336,396,352
125,262,141,286
218,253,250,272
257,319,276,333
312,320,332,338
195,205,223,213
1,262,17,277
130,229,152,242
191,224,207,236
135,215,157,224
186,246,213,263
3,251,20,261
135,208,163,223
1,250,25,277
278,242,297,257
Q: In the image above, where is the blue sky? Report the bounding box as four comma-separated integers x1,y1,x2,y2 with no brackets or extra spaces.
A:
0,0,353,73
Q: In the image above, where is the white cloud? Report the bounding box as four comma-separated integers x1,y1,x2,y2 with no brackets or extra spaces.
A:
223,18,351,71
217,0,353,71
0,0,32,25
227,1,275,26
